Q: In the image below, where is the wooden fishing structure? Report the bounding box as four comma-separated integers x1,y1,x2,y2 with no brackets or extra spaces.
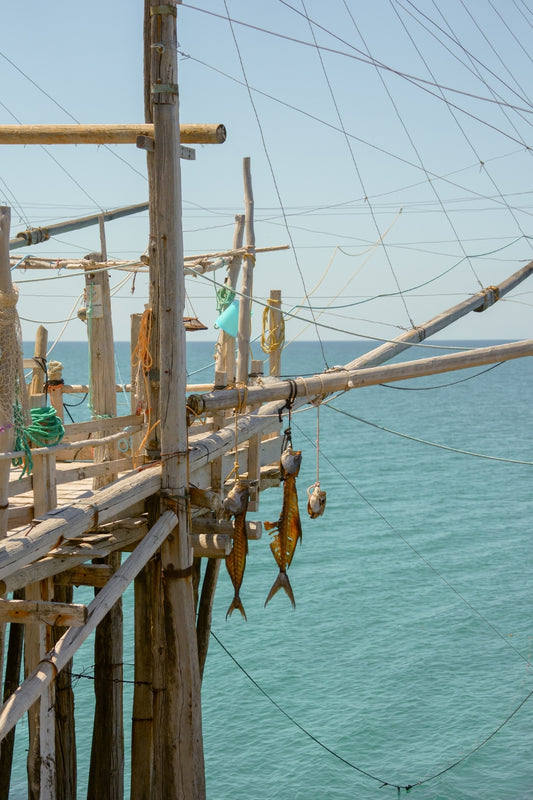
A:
1,3,532,799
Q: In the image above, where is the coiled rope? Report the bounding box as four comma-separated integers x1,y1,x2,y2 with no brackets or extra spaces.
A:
12,405,65,477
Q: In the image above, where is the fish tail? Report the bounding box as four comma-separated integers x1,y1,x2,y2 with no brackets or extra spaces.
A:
226,595,247,621
264,570,296,609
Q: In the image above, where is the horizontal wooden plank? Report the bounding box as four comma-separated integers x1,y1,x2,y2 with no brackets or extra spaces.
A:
55,565,113,588
0,598,87,627
62,414,142,441
55,457,133,485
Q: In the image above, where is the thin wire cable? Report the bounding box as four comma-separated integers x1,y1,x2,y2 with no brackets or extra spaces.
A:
325,402,533,466
178,49,532,216
299,0,415,327
222,0,330,369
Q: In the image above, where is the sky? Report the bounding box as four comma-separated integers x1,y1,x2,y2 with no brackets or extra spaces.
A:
1,0,532,353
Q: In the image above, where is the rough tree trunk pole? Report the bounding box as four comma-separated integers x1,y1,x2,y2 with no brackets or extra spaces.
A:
148,3,205,798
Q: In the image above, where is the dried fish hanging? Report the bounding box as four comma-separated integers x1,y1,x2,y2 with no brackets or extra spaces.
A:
264,386,303,608
307,401,326,519
223,390,250,620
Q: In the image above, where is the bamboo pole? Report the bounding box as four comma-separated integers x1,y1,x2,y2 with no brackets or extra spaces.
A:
0,123,226,145
148,3,205,796
236,159,255,386
188,339,533,414
0,511,178,742
268,290,283,378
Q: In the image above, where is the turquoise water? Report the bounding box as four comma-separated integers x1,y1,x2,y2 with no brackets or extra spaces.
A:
7,340,533,799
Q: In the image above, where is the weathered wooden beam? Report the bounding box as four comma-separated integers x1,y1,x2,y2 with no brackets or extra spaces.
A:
0,465,161,581
55,565,113,588
236,158,255,385
9,203,149,250
0,123,226,145
0,510,178,741
1,521,148,595
0,599,87,628
191,517,262,541
189,338,533,415
190,534,231,559
189,486,221,512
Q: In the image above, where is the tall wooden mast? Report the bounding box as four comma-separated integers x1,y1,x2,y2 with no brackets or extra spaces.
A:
145,1,205,797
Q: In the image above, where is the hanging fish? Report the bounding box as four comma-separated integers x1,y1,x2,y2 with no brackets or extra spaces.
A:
264,447,302,608
307,482,327,519
223,482,250,620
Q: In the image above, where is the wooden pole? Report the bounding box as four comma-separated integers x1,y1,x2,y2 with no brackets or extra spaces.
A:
9,203,149,250
0,123,226,145
344,260,533,372
25,453,57,800
0,207,16,796
214,214,245,383
148,2,205,797
29,326,48,407
84,259,123,800
189,338,533,414
0,207,15,540
0,590,24,800
236,158,255,386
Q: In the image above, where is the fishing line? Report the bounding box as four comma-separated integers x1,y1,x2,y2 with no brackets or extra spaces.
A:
222,0,330,370
178,48,533,213
325,402,533,466
211,622,533,792
378,360,503,389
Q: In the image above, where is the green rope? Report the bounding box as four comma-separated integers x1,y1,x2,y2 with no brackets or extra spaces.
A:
216,284,235,313
12,405,65,477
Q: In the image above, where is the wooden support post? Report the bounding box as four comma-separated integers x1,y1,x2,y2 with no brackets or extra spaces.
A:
214,215,245,384
236,159,255,386
0,207,16,790
84,260,123,800
0,590,24,800
26,452,57,800
0,207,16,541
46,360,64,423
147,2,205,798
87,552,123,800
29,326,48,409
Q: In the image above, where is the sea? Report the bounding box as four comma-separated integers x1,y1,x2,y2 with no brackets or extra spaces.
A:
6,339,533,800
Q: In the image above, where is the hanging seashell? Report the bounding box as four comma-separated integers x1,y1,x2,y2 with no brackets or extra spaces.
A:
307,483,326,519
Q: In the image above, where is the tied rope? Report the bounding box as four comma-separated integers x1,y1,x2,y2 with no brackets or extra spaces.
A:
215,281,235,313
225,385,248,485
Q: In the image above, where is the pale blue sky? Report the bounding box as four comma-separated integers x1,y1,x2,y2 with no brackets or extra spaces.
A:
1,0,532,347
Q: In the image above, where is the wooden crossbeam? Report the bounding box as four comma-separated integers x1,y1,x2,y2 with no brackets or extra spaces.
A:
0,123,226,145
0,598,87,627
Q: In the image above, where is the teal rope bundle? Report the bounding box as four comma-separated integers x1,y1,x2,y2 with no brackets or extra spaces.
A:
216,284,235,313
12,405,65,477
